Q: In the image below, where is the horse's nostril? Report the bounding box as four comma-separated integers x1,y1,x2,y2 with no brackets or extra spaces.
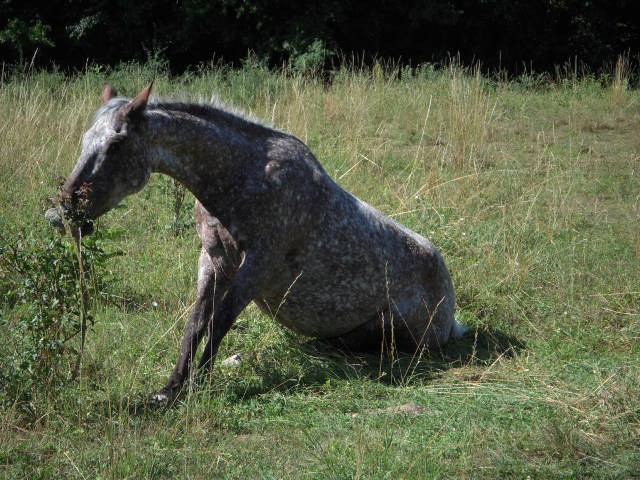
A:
79,220,94,236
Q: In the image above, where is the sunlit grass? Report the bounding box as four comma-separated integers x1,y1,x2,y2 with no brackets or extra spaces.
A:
1,61,638,478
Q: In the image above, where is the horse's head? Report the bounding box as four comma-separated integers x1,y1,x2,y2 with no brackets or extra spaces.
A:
46,83,154,235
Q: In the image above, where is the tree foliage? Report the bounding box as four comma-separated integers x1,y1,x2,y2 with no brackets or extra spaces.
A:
0,18,54,63
0,1,638,73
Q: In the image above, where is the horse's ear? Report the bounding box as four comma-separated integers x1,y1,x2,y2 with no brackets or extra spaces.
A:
125,81,153,122
102,83,118,103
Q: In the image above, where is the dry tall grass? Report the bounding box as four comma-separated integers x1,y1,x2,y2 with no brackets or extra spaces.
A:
440,63,497,170
611,52,631,106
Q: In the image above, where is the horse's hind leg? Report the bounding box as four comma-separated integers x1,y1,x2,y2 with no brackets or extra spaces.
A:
325,310,389,353
327,295,458,354
325,308,409,354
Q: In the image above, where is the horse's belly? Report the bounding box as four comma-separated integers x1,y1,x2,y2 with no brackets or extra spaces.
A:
254,292,379,338
254,240,427,338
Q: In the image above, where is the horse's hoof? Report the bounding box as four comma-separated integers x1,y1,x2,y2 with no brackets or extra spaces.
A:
149,390,175,407
151,393,169,403
221,352,245,367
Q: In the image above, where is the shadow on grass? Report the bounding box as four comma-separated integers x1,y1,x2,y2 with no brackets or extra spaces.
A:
214,325,526,401
123,325,525,414
306,325,525,385
102,288,160,313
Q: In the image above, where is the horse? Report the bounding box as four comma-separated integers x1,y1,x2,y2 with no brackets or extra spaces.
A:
46,83,465,402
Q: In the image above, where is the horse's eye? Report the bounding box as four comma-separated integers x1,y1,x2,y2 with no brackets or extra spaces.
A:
114,121,126,134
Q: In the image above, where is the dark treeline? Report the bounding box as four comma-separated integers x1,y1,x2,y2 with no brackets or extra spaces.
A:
1,0,638,74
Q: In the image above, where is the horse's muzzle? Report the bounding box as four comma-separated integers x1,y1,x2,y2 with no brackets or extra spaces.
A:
44,206,94,236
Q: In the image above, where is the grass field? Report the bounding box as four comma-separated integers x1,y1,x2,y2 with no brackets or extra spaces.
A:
1,61,639,479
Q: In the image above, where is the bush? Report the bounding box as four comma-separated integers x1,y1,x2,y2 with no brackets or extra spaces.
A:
0,227,116,408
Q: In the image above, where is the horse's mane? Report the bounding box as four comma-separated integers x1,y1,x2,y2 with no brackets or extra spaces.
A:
96,95,271,130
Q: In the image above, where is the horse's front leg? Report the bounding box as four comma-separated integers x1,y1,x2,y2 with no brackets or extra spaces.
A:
197,246,274,375
152,248,231,403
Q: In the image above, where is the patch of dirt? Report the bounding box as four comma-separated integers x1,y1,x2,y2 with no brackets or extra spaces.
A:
349,403,428,418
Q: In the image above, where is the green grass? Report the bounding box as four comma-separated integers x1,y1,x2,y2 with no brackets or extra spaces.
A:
1,61,639,479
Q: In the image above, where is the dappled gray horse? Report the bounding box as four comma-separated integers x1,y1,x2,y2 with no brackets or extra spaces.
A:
46,83,465,401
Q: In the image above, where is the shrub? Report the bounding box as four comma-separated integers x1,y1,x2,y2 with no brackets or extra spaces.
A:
0,227,116,408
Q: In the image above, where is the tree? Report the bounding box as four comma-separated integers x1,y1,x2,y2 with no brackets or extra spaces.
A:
0,18,55,64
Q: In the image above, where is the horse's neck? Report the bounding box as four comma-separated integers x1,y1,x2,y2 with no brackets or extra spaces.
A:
147,110,261,201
